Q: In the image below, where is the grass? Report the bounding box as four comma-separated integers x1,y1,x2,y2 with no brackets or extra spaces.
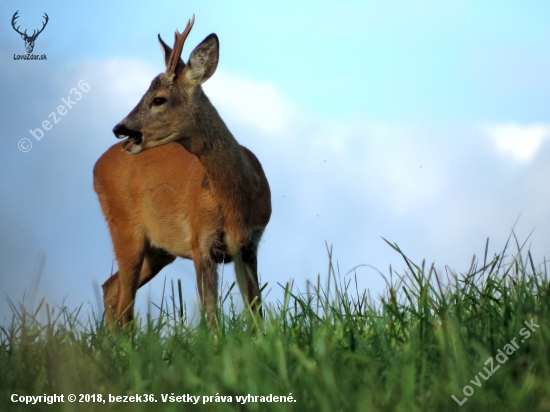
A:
1,236,550,411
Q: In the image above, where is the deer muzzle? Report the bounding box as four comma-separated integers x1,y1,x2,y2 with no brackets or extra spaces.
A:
112,124,143,153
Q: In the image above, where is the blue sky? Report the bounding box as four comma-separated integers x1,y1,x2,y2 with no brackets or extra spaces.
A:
1,0,550,320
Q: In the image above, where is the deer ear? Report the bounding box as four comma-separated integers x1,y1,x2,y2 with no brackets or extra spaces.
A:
183,34,219,85
158,34,185,73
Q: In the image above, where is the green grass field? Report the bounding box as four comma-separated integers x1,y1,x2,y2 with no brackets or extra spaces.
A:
1,237,550,411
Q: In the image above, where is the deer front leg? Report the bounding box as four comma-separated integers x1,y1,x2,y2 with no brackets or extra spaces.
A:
193,252,219,329
115,257,144,329
102,263,143,331
102,273,120,330
103,223,147,330
234,245,262,317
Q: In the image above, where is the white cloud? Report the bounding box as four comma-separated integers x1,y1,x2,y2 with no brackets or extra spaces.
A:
284,120,448,216
203,70,294,135
78,58,158,103
484,123,550,162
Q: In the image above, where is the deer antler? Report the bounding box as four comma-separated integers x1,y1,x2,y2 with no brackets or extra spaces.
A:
167,14,195,74
11,11,49,40
31,13,49,39
11,11,26,37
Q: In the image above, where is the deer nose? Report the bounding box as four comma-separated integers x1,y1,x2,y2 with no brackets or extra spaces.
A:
112,124,142,141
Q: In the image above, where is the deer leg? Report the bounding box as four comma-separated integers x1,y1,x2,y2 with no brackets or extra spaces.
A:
137,247,176,288
234,244,262,317
103,245,176,331
103,223,146,329
102,273,120,330
193,251,219,328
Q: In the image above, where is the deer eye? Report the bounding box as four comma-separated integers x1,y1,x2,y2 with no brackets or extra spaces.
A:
152,97,167,106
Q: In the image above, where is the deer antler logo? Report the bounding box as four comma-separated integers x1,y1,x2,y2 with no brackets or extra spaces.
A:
11,11,49,54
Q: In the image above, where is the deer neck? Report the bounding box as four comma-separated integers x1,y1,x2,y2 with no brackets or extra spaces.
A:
183,102,257,231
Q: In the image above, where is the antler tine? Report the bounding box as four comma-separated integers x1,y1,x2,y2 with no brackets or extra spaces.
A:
35,13,49,36
167,14,195,74
11,10,18,26
11,11,26,36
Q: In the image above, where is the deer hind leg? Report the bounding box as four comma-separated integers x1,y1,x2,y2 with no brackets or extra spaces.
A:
103,245,176,331
234,241,262,317
192,248,219,328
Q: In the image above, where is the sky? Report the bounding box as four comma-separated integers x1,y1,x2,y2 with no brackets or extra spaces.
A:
1,0,550,321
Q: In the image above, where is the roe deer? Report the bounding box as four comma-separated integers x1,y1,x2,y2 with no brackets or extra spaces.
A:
93,16,271,330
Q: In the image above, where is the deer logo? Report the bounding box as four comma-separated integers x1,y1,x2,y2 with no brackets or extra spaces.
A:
11,11,49,54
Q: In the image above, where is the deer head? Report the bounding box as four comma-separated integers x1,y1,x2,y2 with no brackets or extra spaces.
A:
113,15,220,155
11,11,49,54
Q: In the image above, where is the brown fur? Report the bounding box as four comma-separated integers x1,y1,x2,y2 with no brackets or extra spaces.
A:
93,20,271,330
